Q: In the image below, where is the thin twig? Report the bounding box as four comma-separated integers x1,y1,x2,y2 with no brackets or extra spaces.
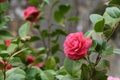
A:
107,22,120,41
9,48,28,59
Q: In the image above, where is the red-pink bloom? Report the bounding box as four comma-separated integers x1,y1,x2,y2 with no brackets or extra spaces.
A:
63,32,92,60
35,63,43,68
24,6,40,22
27,56,35,63
0,0,5,2
5,40,11,47
107,76,120,80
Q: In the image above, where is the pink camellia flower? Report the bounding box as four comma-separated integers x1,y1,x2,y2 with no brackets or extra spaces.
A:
35,63,43,68
63,32,92,60
24,6,40,22
0,0,5,2
27,56,35,63
107,76,120,80
4,40,11,47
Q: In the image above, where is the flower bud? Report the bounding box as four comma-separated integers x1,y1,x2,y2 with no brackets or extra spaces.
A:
27,56,35,63
4,40,11,47
24,6,40,22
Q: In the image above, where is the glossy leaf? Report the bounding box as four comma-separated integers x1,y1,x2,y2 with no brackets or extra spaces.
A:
64,57,83,76
28,0,39,6
54,4,71,26
103,12,119,28
108,0,120,6
92,70,107,80
51,44,59,55
0,2,9,14
19,22,31,38
6,68,26,80
0,50,9,57
96,60,110,71
29,36,40,42
90,14,105,32
26,67,41,80
7,43,18,54
106,7,120,18
102,46,113,56
68,17,80,22
40,69,49,80
114,49,120,54
0,30,13,40
45,56,56,69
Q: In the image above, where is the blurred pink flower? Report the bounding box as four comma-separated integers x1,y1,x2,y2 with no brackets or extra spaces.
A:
107,76,120,80
24,6,40,22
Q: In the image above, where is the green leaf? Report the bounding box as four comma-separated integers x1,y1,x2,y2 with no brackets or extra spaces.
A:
0,50,9,57
114,48,120,54
0,44,6,50
64,57,83,76
0,71,4,80
9,57,25,68
7,43,18,54
106,7,120,18
41,30,49,37
0,30,13,40
92,70,107,80
29,36,40,42
84,30,94,37
6,68,26,76
6,74,26,80
102,46,113,56
60,75,74,80
51,29,67,37
0,2,9,14
54,10,65,26
44,70,56,80
68,17,80,22
107,0,120,6
59,4,71,15
56,66,68,75
54,4,71,26
103,24,112,38
81,64,90,80
90,14,105,32
40,69,49,80
26,67,41,80
0,60,4,68
43,0,49,4
37,47,46,54
89,40,97,52
19,22,31,38
28,0,39,6
6,68,26,80
51,0,59,9
41,0,50,6
96,60,110,71
51,44,59,55
103,12,119,28
45,56,56,69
